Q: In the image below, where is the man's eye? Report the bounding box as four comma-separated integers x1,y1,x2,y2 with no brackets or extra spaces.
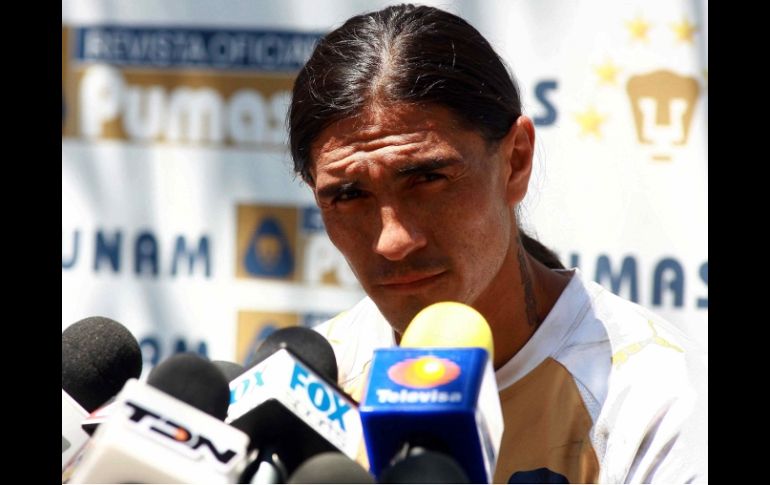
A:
416,173,446,183
336,189,364,202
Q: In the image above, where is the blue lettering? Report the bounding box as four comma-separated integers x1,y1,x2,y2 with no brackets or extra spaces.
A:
139,336,208,368
62,230,79,269
302,206,325,232
173,338,208,357
328,394,350,431
289,363,309,391
230,378,249,404
94,230,122,272
652,257,684,307
569,252,580,269
140,337,161,367
698,261,708,309
135,231,159,276
172,235,211,277
307,381,331,411
533,80,558,126
596,255,639,302
288,363,348,429
67,230,214,277
229,370,262,404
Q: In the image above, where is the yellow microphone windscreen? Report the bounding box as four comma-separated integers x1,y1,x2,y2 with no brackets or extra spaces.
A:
400,301,494,362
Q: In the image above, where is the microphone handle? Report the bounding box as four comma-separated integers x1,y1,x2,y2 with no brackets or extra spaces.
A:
243,447,288,484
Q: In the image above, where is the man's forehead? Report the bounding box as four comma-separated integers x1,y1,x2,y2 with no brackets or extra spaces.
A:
310,103,472,173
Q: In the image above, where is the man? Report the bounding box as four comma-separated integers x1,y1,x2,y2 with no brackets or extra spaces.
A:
288,4,707,483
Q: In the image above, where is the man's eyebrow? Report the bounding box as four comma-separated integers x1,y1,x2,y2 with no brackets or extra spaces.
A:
315,158,461,199
316,181,358,200
395,158,461,176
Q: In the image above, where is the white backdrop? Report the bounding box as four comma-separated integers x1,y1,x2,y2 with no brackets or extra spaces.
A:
62,0,708,370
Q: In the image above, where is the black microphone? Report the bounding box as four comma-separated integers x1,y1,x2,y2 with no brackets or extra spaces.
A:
379,449,470,483
227,326,363,482
147,353,231,420
246,325,338,382
61,316,142,471
213,360,246,382
288,452,375,483
79,357,244,436
62,316,143,412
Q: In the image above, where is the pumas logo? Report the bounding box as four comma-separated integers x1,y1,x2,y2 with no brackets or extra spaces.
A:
62,26,320,146
387,356,461,389
244,215,294,278
236,310,333,366
626,70,700,161
571,13,706,162
235,204,358,287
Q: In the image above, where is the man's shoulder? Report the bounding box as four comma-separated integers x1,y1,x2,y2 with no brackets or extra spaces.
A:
567,273,708,482
575,273,705,360
313,296,385,342
554,271,706,422
312,296,395,397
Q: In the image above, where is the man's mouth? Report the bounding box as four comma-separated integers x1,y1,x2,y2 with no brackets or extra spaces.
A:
377,270,446,291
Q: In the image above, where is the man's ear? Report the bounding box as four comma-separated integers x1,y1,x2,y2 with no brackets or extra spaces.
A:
499,115,535,206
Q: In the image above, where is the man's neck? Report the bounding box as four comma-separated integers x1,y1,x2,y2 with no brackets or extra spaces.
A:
475,245,572,370
390,246,572,367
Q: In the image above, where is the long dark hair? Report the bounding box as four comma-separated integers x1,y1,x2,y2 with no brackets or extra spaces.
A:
289,4,563,269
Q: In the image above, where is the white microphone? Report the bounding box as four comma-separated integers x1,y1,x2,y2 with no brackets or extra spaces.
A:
61,390,89,470
227,327,364,481
70,354,250,484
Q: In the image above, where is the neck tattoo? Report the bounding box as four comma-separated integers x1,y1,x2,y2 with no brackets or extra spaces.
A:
517,243,540,328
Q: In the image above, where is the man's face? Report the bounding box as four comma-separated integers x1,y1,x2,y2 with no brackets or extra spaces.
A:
310,103,518,333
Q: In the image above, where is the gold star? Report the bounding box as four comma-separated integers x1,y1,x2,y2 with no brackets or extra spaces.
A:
626,15,651,42
595,59,621,85
575,107,607,138
671,18,698,43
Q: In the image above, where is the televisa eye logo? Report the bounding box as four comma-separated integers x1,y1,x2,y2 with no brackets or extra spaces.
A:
387,356,462,389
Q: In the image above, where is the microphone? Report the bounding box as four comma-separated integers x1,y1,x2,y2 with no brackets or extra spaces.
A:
359,302,503,483
62,316,143,412
80,399,118,437
62,389,89,471
147,353,231,420
246,325,338,382
379,449,470,483
288,452,375,483
213,360,247,381
61,316,142,470
227,326,364,481
78,359,247,437
68,353,250,483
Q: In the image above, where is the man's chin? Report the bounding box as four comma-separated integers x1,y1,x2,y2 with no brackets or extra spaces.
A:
373,295,442,335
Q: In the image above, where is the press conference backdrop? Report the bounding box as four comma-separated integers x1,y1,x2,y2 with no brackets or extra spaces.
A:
61,0,708,370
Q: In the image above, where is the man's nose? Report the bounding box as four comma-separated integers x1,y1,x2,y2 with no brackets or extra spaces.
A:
373,205,427,261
